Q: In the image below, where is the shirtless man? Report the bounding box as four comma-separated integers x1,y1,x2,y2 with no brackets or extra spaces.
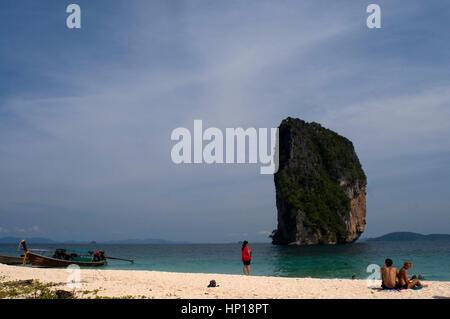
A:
380,258,398,289
398,261,428,289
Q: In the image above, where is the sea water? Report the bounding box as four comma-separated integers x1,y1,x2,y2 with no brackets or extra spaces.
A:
1,241,449,281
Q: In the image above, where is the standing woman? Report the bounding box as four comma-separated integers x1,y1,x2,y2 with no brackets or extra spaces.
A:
241,240,252,275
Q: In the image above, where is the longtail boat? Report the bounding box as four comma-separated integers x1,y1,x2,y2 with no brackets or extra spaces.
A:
20,240,133,268
27,251,107,268
0,254,29,265
21,240,106,268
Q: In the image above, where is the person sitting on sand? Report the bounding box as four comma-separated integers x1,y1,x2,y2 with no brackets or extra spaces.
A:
241,241,252,276
398,261,428,289
380,258,399,289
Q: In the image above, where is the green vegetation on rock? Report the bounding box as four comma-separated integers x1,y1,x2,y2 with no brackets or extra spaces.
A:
273,117,367,245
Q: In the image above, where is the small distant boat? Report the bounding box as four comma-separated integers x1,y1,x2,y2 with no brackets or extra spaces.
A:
0,254,29,265
20,240,133,268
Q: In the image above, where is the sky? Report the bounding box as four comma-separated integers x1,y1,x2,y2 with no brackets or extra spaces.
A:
0,0,449,243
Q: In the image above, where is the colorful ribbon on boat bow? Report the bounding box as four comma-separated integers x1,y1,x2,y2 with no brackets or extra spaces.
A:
23,250,29,265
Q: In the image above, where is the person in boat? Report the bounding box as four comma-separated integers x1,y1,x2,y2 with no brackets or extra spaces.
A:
93,251,105,262
380,258,399,289
398,261,428,289
241,241,252,276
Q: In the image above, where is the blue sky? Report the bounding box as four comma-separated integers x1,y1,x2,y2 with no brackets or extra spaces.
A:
0,1,449,242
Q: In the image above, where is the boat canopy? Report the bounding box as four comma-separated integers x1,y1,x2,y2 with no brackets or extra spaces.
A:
57,248,94,255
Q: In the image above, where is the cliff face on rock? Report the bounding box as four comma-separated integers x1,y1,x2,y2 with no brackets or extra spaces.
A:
272,117,367,245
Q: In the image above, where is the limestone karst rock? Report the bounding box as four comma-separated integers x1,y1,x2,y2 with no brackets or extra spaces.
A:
272,117,367,245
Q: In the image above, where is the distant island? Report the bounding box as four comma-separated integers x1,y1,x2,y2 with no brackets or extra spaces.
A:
365,232,450,242
0,237,189,244
0,237,58,244
2,233,449,244
103,238,190,244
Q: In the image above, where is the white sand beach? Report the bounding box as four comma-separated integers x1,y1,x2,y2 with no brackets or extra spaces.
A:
0,264,449,299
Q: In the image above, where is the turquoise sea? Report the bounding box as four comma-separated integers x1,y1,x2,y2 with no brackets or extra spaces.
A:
1,241,449,281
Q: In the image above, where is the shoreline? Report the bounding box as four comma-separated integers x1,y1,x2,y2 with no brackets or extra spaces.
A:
1,264,449,299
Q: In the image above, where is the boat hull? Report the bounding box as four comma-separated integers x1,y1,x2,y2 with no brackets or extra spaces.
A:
28,253,106,268
0,254,29,265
